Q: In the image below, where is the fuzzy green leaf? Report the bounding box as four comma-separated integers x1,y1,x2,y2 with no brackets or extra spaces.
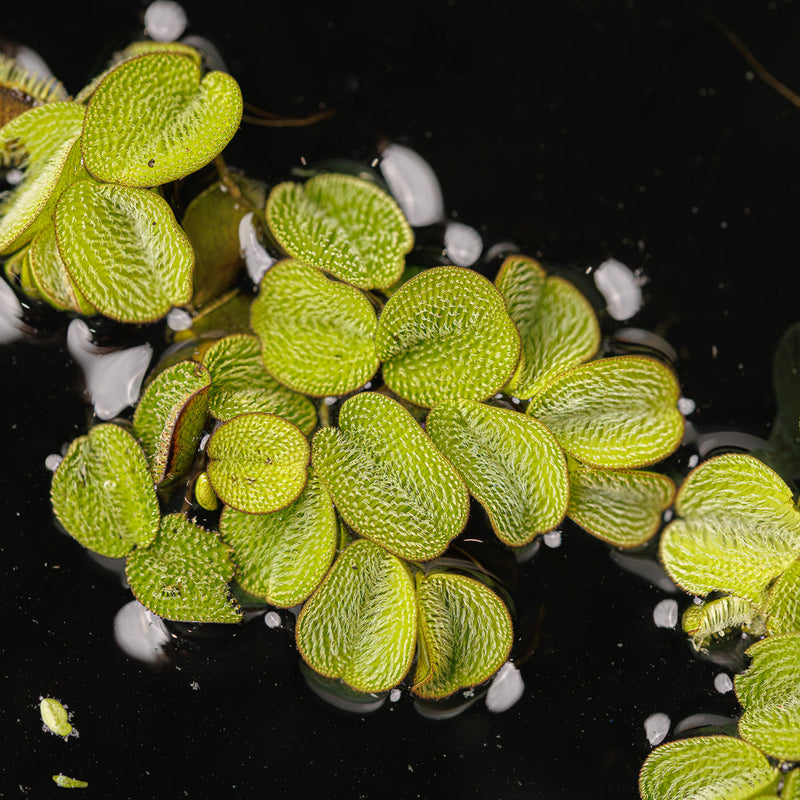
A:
132,360,211,483
203,334,317,435
295,539,417,693
413,572,513,699
54,180,193,322
426,399,568,546
659,454,800,601
249,259,379,396
312,392,469,561
265,173,413,290
126,513,241,623
765,559,800,635
82,53,242,187
782,769,800,800
682,595,764,651
567,466,675,548
220,470,337,607
206,412,310,514
639,735,779,800
50,424,160,558
0,102,85,254
494,254,600,398
375,266,521,407
527,355,683,469
736,633,800,761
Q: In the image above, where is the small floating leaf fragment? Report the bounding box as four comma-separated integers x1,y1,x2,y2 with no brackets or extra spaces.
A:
52,774,88,789
40,697,72,737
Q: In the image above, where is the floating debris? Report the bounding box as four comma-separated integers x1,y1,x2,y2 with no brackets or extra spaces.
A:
40,697,73,738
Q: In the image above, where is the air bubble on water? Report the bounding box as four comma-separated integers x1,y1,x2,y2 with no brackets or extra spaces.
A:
643,712,670,746
714,672,733,694
543,531,562,549
239,212,275,286
687,454,699,468
6,168,23,186
389,688,402,703
677,397,695,415
144,1,188,42
166,308,193,331
45,454,62,472
444,222,483,267
653,598,678,629
594,258,642,321
485,662,525,713
264,611,281,629
380,143,444,226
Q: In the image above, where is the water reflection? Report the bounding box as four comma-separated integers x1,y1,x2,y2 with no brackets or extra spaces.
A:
239,212,275,286
609,550,678,594
66,319,152,420
299,661,388,714
379,143,445,227
114,600,171,665
0,278,26,343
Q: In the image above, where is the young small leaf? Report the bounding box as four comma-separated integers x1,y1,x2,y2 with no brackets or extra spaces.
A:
312,392,469,561
295,539,417,693
203,334,317,435
567,466,675,548
494,254,599,398
82,53,242,187
426,399,568,546
52,774,88,789
639,735,779,800
220,470,337,607
250,258,379,396
50,424,160,558
126,513,241,623
206,412,310,514
736,633,800,761
682,595,764,651
40,697,72,737
527,355,683,469
375,266,521,407
55,180,193,323
413,572,513,699
131,360,211,483
265,173,413,290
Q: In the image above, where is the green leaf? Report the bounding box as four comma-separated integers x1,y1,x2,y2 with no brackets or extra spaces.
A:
781,769,800,800
567,466,675,548
765,559,800,635
28,218,94,314
220,470,337,607
736,633,800,761
82,53,242,187
131,360,211,484
527,355,684,469
312,392,469,560
54,180,194,322
0,102,85,254
203,334,317,436
193,471,218,511
40,697,72,737
682,595,764,651
764,322,800,481
494,254,600,398
250,258,379,396
375,266,521,407
639,735,779,800
52,774,88,789
126,513,241,623
296,539,417,693
50,424,160,558
413,571,513,699
426,399,568,546
265,173,413,290
206,412,310,514
659,454,800,601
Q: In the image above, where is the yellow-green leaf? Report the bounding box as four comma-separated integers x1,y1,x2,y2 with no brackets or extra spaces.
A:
682,595,764,651
765,559,800,635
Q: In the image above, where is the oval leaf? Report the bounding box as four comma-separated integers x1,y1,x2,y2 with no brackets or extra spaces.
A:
82,53,242,187
413,572,513,699
659,454,800,601
426,399,568,546
126,513,241,623
203,334,317,435
132,360,211,483
639,736,779,800
312,392,469,561
206,412,310,514
55,180,194,322
296,539,417,693
50,424,160,558
567,466,675,548
375,266,521,407
220,470,337,607
495,254,600,399
527,355,684,469
250,258,379,396
736,633,800,761
265,173,413,290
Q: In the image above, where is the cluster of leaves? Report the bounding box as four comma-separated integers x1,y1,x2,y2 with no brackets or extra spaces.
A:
0,42,242,321
48,163,684,698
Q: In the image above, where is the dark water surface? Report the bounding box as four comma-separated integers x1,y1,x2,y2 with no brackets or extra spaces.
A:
2,2,799,798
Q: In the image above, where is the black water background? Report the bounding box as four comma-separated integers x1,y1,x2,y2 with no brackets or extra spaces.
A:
2,1,799,798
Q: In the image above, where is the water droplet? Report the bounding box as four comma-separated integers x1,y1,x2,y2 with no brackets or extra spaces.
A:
485,662,525,713
264,611,281,629
543,531,562,549
444,222,483,267
643,712,670,745
677,397,695,415
594,258,642,321
166,308,193,331
380,143,444,226
714,672,733,694
45,454,62,472
144,0,188,42
653,598,678,629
